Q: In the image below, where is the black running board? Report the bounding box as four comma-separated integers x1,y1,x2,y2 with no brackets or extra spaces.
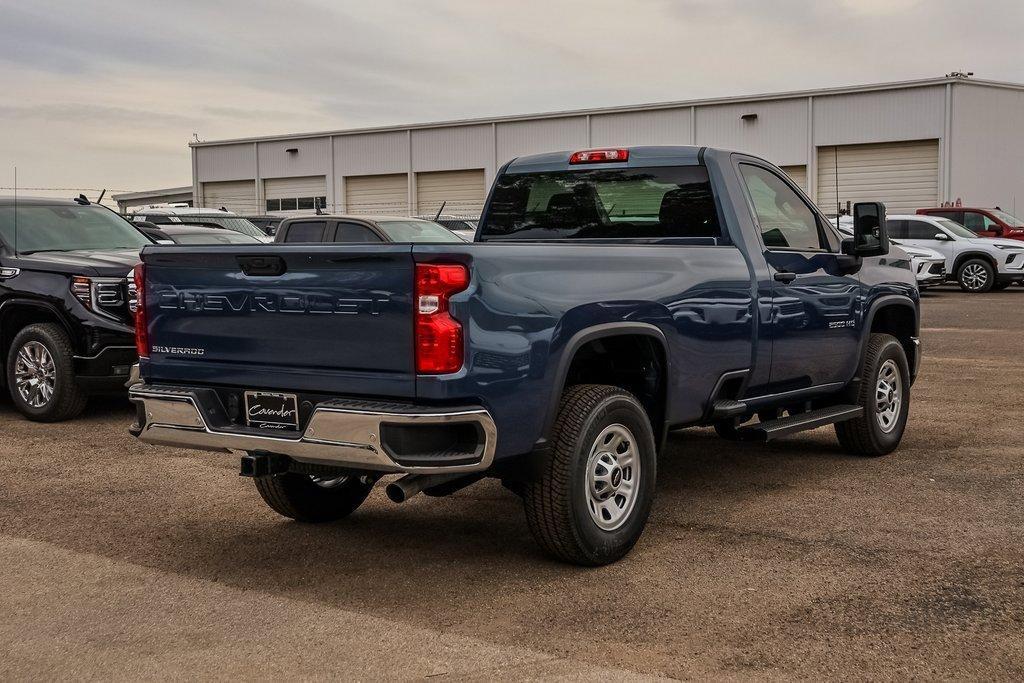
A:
737,405,863,442
710,398,747,419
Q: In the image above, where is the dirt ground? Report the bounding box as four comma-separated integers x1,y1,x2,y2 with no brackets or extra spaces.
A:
1,285,1021,680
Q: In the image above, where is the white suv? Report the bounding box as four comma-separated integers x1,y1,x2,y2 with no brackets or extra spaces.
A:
887,214,1024,292
834,217,946,288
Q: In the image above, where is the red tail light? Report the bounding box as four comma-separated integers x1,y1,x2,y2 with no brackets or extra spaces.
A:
415,262,469,374
569,148,629,164
133,264,149,358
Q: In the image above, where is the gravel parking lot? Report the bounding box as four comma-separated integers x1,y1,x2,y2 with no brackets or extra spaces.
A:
1,286,1021,680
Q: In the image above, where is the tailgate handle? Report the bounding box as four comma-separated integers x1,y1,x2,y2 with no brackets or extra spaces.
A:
237,255,286,277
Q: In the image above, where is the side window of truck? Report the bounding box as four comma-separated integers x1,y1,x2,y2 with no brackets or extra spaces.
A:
334,222,382,243
962,212,998,232
739,164,825,251
930,210,962,223
283,221,327,242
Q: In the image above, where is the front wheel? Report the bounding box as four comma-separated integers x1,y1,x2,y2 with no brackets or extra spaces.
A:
957,258,995,293
524,384,657,565
5,323,88,422
835,333,910,456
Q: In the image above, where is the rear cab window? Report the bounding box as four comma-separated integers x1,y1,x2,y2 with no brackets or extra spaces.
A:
375,220,465,243
283,221,327,242
479,166,721,242
334,222,382,243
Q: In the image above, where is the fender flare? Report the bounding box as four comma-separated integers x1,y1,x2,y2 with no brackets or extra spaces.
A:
0,298,77,343
858,294,919,378
952,251,998,274
540,321,671,440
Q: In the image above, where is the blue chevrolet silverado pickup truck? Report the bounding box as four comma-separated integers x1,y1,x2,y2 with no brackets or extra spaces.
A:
129,146,919,565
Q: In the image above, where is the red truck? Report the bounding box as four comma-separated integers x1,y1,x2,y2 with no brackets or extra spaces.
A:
917,207,1024,241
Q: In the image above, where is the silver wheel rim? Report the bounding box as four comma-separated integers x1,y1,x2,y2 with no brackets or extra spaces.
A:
584,424,640,531
14,341,56,408
875,359,902,434
961,263,988,290
310,475,349,489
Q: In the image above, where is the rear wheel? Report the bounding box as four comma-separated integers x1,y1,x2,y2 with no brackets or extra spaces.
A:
254,472,373,522
835,333,910,456
524,384,657,565
956,258,994,293
5,323,88,422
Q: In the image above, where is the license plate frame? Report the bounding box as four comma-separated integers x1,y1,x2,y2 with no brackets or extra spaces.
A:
244,391,300,431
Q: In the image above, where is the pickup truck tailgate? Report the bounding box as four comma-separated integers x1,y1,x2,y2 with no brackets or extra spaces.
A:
141,245,415,396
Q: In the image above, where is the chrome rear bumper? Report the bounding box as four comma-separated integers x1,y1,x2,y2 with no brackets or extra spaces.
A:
129,384,497,474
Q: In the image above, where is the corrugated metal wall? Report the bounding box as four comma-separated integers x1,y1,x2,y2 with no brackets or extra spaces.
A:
411,125,494,173
813,86,945,146
950,84,1024,210
258,139,331,179
495,117,588,164
196,144,255,182
192,82,1023,217
590,109,692,147
696,99,808,165
336,131,409,176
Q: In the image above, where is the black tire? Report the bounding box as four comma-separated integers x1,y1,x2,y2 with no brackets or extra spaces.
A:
956,258,995,293
5,323,88,422
992,281,1012,291
254,472,373,522
524,384,657,566
835,333,910,457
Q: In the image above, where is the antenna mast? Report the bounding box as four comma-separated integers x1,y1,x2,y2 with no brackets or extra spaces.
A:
13,167,17,255
834,146,840,217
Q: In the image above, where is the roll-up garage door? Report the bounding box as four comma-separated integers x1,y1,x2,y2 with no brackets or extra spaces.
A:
817,140,939,215
264,176,328,213
201,180,257,214
345,174,409,215
416,169,486,218
780,165,808,193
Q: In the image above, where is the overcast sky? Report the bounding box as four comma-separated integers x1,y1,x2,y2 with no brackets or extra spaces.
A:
1,0,1021,204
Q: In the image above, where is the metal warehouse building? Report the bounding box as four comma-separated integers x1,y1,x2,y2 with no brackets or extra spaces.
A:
189,76,1024,219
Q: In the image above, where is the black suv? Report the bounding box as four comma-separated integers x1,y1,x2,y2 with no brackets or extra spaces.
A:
0,197,150,421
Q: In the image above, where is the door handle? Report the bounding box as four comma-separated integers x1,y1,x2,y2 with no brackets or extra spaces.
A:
773,271,797,283
237,255,286,276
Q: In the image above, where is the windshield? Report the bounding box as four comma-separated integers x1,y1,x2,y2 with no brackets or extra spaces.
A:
937,219,978,238
0,205,151,253
990,209,1024,226
479,166,720,241
375,220,463,243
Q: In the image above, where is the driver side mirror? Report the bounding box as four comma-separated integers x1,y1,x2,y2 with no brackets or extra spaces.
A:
933,232,951,241
851,202,889,257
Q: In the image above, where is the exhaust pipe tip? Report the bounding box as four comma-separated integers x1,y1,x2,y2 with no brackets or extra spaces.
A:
385,472,469,503
385,482,408,503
